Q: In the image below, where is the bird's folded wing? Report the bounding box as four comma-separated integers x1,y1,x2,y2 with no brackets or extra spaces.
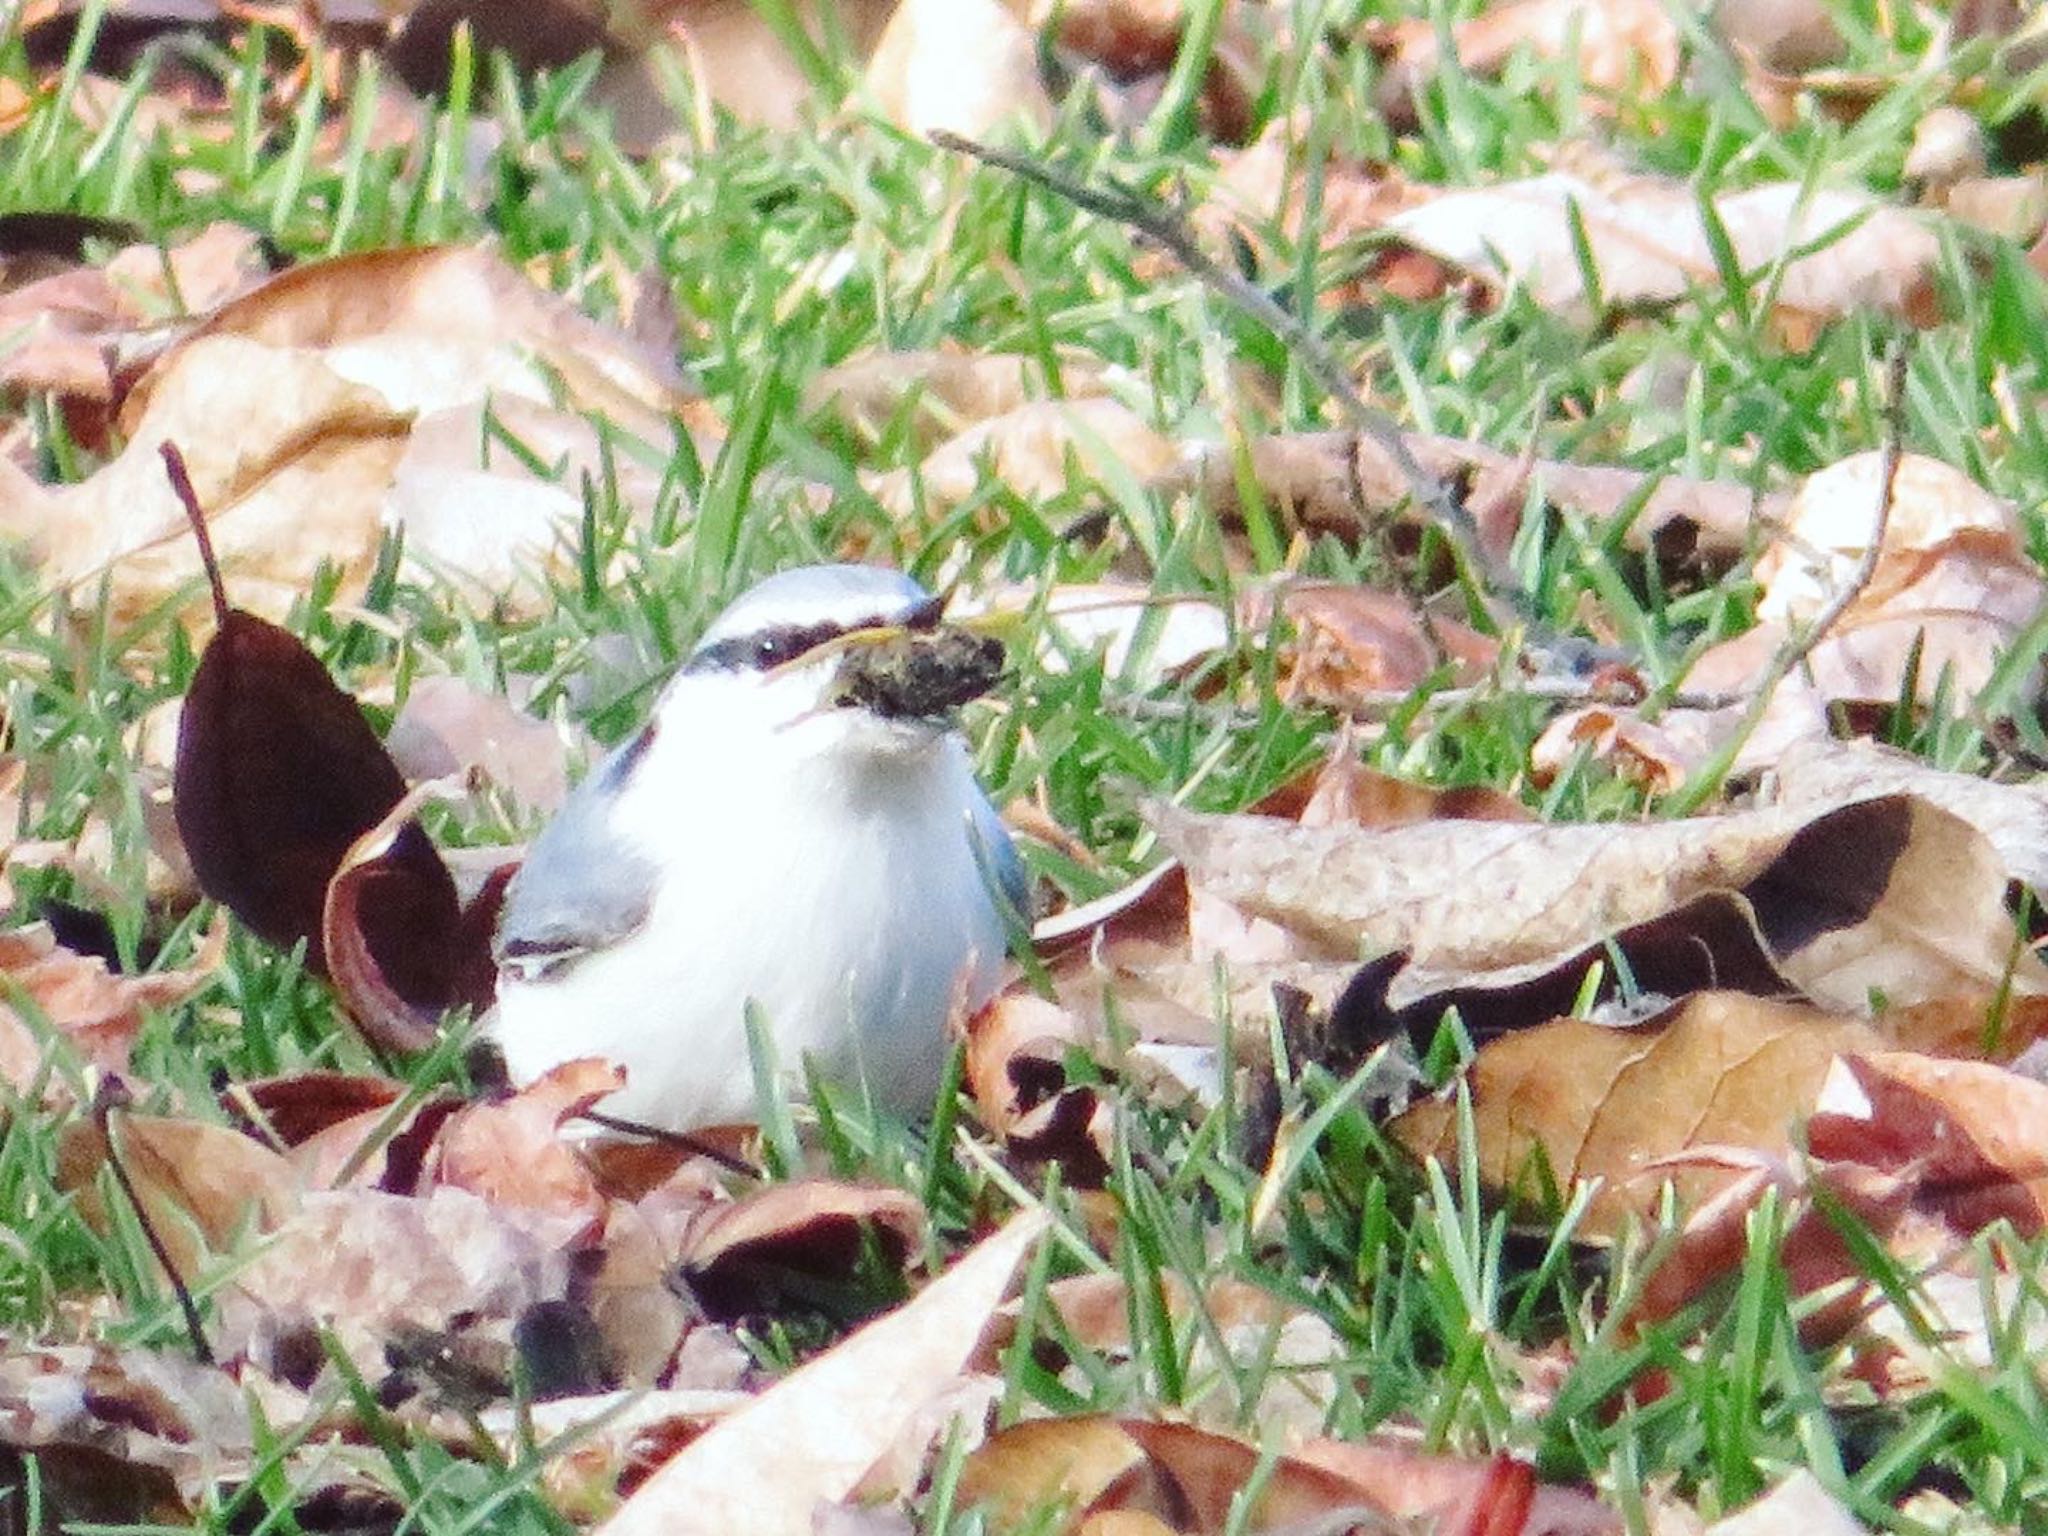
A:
493,789,660,983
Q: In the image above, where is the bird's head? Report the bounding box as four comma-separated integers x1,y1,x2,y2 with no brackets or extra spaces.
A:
663,565,1005,758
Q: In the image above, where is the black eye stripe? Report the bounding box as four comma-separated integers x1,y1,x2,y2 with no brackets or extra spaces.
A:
683,613,914,675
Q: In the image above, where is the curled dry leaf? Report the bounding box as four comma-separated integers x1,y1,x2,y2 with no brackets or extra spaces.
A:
0,335,414,625
1754,452,2034,630
1280,736,1532,830
965,992,1088,1134
220,1069,466,1192
594,1211,1046,1536
1808,1052,2048,1235
1151,793,2048,1019
1623,452,2048,779
958,1416,1607,1536
1769,736,2048,896
141,245,696,446
677,1180,927,1321
1393,992,1885,1235
1530,705,1715,795
0,918,224,1100
1,246,712,624
320,782,506,1055
0,220,266,409
425,1058,626,1222
1262,581,1497,704
1295,1439,1619,1536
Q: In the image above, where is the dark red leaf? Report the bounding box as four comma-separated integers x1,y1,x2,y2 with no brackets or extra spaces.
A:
173,609,413,971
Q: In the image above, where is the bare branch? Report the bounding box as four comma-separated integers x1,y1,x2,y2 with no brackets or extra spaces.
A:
928,130,1518,612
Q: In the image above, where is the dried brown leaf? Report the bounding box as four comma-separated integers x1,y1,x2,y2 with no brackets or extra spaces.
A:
1266,581,1497,703
0,336,412,624
0,1343,255,1510
594,1211,1045,1536
1393,993,1885,1234
1150,794,2047,1018
1770,737,2048,896
1375,0,1679,128
1382,176,1939,333
677,1180,925,1321
0,919,224,1101
1808,1051,2048,1234
867,398,1181,520
215,1185,579,1382
807,349,1113,452
425,1059,625,1220
1188,430,1786,566
58,1110,301,1283
143,245,696,445
321,783,503,1054
1296,1440,1618,1536
387,674,577,815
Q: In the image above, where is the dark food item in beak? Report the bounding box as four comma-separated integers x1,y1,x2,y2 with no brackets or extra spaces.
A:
831,628,1005,721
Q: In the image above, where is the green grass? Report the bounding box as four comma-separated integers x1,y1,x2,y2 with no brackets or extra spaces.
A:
5,0,2048,1530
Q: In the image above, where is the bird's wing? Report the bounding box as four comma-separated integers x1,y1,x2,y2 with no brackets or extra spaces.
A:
969,795,1032,930
493,751,661,983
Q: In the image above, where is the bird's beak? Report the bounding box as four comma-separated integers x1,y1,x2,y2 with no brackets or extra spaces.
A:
824,620,1006,722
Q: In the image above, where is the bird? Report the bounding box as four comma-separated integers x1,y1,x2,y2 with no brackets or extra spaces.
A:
489,564,1024,1134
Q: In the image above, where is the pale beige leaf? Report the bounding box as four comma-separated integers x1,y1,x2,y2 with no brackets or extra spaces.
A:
594,1211,1046,1536
1770,737,2048,896
1,335,410,625
1386,176,1939,328
807,349,1114,451
865,0,1051,138
867,398,1181,517
1755,452,2033,626
1149,794,2048,1014
387,673,578,814
137,245,699,448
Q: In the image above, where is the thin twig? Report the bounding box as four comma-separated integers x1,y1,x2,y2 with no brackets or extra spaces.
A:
94,1078,216,1365
928,130,1518,612
1102,674,1743,725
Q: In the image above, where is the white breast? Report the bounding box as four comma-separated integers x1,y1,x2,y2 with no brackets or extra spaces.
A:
491,691,1007,1132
